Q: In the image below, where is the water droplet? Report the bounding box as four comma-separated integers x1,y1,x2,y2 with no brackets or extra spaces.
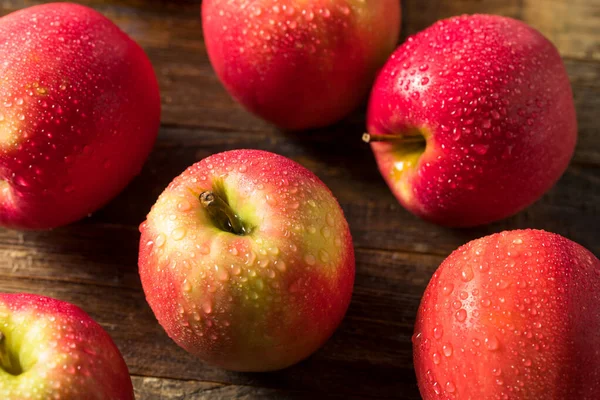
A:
421,77,430,85
171,227,186,241
217,267,229,281
321,226,331,238
183,280,192,292
473,144,489,155
155,233,166,247
266,194,277,206
202,301,212,314
326,214,335,226
259,259,270,268
446,381,456,393
433,326,443,340
319,249,330,263
305,254,316,265
485,335,500,351
432,352,441,365
461,266,474,282
442,343,453,357
442,284,454,296
455,309,467,322
178,200,192,212
255,279,264,291
276,260,286,272
513,238,523,245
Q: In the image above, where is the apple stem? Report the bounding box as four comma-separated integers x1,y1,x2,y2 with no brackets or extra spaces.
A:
200,191,247,235
362,133,425,144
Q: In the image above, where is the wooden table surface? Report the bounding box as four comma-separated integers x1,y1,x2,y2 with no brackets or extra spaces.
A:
0,1,598,399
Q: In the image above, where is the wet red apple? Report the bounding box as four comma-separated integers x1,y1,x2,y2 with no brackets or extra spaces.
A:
366,15,576,227
413,230,600,399
0,3,160,229
0,293,133,399
202,0,401,130
139,149,355,371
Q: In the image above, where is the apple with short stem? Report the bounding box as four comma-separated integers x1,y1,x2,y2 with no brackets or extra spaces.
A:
0,3,160,229
0,293,133,399
139,149,355,371
202,0,401,130
366,14,576,227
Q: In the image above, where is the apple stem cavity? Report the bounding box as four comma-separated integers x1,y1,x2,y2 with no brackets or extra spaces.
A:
200,191,247,235
362,132,426,145
0,331,21,375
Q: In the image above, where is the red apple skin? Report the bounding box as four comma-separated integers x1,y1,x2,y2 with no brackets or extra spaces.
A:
0,293,133,399
367,15,577,227
413,230,600,399
139,150,355,371
0,3,160,229
202,0,401,130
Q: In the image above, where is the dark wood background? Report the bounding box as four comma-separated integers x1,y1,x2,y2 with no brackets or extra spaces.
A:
0,1,598,399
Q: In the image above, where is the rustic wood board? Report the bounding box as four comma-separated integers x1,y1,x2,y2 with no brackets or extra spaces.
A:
0,0,598,399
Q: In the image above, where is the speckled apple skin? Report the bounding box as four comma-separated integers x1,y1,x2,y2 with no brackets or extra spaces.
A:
202,0,400,130
413,230,600,399
0,293,133,399
139,150,355,371
367,15,576,227
0,3,160,229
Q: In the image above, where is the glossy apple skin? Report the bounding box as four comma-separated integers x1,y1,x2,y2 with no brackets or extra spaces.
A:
413,230,600,399
139,150,355,371
0,293,133,399
367,15,576,227
0,3,160,229
202,0,400,130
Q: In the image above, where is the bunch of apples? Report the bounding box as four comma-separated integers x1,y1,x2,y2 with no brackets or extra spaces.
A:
0,1,597,399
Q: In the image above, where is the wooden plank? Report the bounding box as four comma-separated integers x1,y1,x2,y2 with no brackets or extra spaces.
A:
0,248,439,399
402,0,600,61
132,376,310,400
523,0,600,61
401,0,523,38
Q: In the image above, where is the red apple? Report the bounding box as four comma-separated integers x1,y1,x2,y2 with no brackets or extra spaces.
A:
202,0,401,130
139,149,355,371
0,3,160,229
0,293,133,399
366,15,576,227
413,230,600,399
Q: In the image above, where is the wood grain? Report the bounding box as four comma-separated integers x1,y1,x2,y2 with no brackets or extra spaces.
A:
0,1,598,399
0,248,441,399
132,376,312,400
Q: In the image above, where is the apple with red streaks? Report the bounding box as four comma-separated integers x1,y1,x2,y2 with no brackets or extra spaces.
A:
365,15,576,226
413,230,600,399
202,0,401,130
0,293,133,399
139,149,355,371
0,3,160,229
